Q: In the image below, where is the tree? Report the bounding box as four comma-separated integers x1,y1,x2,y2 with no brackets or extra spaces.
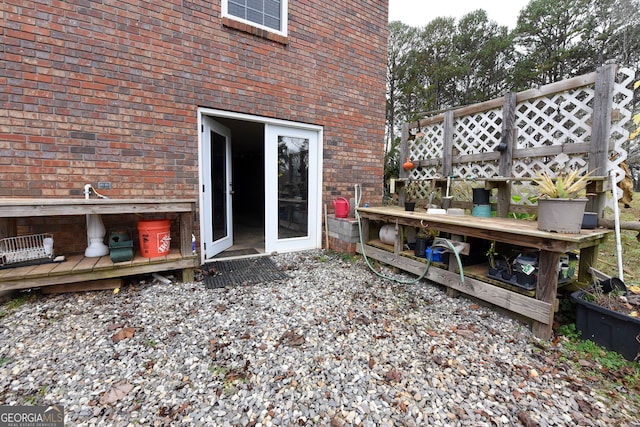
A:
453,10,515,104
386,21,421,154
513,0,593,86
584,0,640,69
417,17,458,112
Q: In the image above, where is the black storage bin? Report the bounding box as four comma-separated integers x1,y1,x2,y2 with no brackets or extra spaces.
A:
571,290,640,361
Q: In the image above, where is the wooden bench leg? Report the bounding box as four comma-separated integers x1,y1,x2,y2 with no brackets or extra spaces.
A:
578,246,598,284
182,267,195,283
532,250,561,339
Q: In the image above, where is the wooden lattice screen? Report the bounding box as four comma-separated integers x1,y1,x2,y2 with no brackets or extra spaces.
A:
400,64,636,216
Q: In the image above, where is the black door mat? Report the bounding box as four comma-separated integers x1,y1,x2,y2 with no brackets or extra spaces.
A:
203,256,289,289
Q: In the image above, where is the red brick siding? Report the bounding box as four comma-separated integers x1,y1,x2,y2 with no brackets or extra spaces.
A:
1,0,387,245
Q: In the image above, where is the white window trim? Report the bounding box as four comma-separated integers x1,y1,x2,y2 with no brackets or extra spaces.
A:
222,0,288,37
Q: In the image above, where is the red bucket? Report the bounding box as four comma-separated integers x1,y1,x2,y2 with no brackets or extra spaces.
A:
137,219,171,257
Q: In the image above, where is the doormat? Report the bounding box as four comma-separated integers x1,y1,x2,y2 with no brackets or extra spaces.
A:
203,256,289,289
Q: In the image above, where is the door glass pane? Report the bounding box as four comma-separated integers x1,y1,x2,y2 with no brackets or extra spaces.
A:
211,131,228,241
277,135,309,239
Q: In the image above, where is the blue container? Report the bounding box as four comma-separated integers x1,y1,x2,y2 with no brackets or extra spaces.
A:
426,247,446,262
472,204,492,217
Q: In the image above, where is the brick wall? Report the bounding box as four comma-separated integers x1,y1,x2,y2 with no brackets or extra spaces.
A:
0,0,388,250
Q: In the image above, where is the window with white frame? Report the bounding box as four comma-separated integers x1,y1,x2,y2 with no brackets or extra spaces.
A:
223,0,287,35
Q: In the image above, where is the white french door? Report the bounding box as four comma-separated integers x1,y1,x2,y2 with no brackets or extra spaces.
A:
201,116,233,258
265,124,320,253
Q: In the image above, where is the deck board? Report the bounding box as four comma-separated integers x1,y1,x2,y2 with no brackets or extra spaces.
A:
0,249,198,291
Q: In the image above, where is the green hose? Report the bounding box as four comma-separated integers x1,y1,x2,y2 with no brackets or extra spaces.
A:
354,184,465,285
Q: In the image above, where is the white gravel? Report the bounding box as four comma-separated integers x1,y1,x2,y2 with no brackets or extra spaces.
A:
0,250,638,426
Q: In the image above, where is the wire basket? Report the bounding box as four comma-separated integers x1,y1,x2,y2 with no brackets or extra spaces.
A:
0,233,53,267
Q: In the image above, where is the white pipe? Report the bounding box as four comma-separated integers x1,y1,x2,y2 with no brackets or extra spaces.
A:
83,183,109,257
84,184,92,247
152,273,172,284
84,183,92,199
610,169,624,281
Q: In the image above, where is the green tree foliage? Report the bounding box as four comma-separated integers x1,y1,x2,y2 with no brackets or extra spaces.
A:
454,11,515,105
513,0,594,86
585,0,640,69
417,17,457,112
386,21,421,154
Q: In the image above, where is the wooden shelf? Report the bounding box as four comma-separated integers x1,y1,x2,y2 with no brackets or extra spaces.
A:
464,263,536,297
356,206,612,340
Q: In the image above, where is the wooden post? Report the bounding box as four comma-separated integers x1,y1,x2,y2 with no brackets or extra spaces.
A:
496,92,516,218
399,123,410,204
499,92,516,177
361,217,370,245
446,234,462,298
442,110,454,178
533,250,561,339
393,220,402,255
589,64,617,214
578,246,599,284
179,204,195,283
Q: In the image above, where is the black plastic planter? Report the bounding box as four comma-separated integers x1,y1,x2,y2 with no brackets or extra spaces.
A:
571,290,640,361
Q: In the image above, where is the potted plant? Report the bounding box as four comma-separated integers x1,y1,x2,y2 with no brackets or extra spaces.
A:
486,241,500,276
571,278,640,361
533,169,595,233
402,180,420,211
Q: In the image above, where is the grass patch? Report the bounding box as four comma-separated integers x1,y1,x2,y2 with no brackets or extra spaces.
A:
0,293,36,319
555,324,640,399
596,191,640,280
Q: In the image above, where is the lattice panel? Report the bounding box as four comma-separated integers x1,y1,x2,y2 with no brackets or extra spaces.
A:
410,165,440,181
415,179,436,201
453,108,503,156
454,161,500,179
409,123,444,174
510,181,540,208
607,66,636,203
401,66,634,207
512,88,594,178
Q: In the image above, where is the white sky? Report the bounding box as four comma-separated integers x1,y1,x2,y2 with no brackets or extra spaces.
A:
388,0,531,29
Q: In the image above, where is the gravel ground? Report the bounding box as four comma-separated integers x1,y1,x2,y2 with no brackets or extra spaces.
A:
1,250,638,426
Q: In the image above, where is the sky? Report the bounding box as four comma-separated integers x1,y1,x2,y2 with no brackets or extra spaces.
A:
388,0,531,29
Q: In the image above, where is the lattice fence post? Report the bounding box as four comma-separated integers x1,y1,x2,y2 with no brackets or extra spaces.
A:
495,92,517,217
442,110,454,178
399,122,410,204
589,64,617,214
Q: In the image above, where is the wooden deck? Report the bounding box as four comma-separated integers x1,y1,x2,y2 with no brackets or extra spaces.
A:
0,249,199,291
0,198,200,292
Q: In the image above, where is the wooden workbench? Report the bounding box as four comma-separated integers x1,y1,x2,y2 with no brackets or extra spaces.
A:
356,205,611,340
0,199,199,291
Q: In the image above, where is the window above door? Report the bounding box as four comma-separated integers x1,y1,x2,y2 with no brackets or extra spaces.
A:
222,0,288,37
